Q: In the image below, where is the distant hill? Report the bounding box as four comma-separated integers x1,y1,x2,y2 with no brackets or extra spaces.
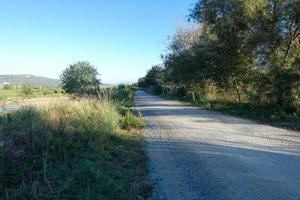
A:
0,74,60,87
0,74,114,88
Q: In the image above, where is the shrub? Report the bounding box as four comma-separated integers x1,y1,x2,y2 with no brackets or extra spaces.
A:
42,87,53,95
3,83,12,90
112,85,133,107
111,85,145,130
121,111,145,130
21,84,32,96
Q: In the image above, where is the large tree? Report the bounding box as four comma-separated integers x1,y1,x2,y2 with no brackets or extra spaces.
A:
190,0,255,102
139,0,300,112
61,61,101,95
247,0,300,107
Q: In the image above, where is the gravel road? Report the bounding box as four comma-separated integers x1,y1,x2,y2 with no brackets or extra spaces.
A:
134,90,300,200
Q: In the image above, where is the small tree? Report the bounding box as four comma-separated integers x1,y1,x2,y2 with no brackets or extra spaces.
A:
3,82,12,90
61,61,101,95
21,84,32,96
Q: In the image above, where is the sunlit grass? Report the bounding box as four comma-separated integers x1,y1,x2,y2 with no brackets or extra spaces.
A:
0,85,64,105
0,98,150,199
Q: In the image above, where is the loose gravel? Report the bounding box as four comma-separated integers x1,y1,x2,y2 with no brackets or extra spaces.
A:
134,90,300,200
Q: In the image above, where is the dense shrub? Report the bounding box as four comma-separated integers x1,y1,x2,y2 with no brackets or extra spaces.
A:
121,111,145,130
112,85,133,107
112,85,145,130
21,84,32,96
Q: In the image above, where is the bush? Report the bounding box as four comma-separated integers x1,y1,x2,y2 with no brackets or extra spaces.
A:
41,87,52,95
111,85,145,130
112,85,133,107
121,111,145,130
3,84,12,90
21,84,32,96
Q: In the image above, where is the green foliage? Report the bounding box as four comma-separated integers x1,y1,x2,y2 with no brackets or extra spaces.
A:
138,66,164,89
121,111,145,130
21,84,32,96
3,83,12,90
0,99,150,199
140,0,300,116
112,85,146,130
60,61,101,95
112,85,134,108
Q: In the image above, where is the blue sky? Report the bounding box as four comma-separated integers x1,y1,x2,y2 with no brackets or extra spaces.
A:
0,0,196,84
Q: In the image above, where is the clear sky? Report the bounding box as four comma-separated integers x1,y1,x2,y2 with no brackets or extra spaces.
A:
0,0,196,84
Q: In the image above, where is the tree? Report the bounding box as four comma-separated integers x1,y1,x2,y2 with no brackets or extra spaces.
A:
139,65,164,88
60,61,101,95
139,0,299,113
3,82,12,90
138,65,165,94
190,0,255,103
248,0,300,107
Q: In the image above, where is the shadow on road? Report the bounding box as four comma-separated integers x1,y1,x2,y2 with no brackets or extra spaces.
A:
146,138,300,200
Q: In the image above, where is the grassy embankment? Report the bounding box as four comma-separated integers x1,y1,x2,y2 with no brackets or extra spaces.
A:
0,86,151,199
147,88,300,131
0,85,64,105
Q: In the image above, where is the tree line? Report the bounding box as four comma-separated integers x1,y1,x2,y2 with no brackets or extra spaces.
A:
139,0,300,113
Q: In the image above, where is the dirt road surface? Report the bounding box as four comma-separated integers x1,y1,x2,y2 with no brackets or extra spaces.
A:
134,90,300,200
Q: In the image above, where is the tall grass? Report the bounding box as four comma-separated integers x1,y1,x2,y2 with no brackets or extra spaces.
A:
112,85,134,108
112,85,145,130
0,99,150,199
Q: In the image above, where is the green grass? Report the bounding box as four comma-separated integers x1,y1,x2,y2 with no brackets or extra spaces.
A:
112,85,145,130
112,85,134,108
0,85,64,105
0,98,151,199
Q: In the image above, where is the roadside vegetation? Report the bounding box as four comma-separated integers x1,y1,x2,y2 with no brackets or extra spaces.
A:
0,85,63,105
0,62,150,199
138,0,300,131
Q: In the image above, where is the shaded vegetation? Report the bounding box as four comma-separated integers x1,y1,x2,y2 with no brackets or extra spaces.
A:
139,0,300,130
111,85,145,130
0,82,150,199
161,92,300,131
0,97,150,199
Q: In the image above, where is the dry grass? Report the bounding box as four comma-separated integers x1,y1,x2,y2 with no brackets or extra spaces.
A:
0,86,64,106
0,98,150,199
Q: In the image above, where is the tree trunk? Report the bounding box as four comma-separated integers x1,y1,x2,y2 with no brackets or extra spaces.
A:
192,91,196,102
282,24,299,68
235,81,241,103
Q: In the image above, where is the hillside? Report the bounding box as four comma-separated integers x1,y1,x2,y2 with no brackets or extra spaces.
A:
0,74,60,87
